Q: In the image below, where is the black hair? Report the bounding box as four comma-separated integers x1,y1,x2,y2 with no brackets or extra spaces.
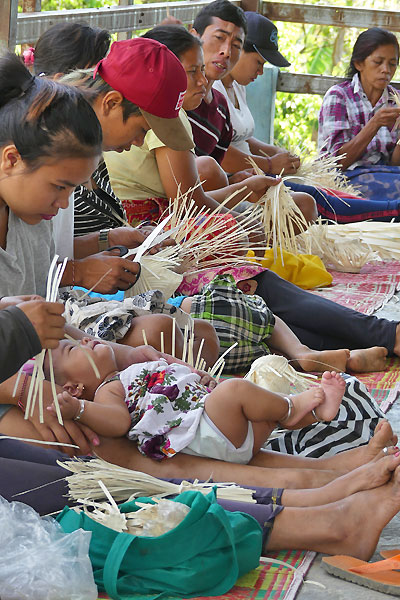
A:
0,53,102,169
33,22,111,76
61,68,142,122
193,0,247,37
243,40,257,54
347,27,399,78
142,25,202,59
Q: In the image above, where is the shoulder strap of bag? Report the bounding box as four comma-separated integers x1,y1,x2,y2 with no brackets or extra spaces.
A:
103,532,165,600
207,503,240,590
103,532,136,600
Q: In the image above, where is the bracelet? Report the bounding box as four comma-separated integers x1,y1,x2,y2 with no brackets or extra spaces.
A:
71,259,75,287
17,373,29,411
312,409,320,422
281,395,293,423
98,229,111,252
74,398,85,420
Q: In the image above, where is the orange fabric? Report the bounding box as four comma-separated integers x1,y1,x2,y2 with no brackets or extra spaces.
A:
122,197,169,226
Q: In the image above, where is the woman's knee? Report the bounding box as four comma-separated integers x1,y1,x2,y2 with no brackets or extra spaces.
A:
291,191,318,222
196,156,229,191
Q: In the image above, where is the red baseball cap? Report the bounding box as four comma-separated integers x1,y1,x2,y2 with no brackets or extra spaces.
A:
93,38,193,151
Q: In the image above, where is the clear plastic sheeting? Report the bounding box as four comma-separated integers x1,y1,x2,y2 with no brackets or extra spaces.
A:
0,495,97,600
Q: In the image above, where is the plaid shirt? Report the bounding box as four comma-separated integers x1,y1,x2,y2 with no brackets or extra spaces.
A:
318,74,398,169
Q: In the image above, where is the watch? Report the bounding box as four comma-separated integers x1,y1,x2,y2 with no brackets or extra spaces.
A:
98,228,110,252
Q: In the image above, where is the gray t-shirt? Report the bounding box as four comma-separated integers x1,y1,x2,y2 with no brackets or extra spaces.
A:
0,211,54,298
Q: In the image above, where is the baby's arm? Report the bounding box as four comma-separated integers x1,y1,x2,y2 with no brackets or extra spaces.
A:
48,380,131,437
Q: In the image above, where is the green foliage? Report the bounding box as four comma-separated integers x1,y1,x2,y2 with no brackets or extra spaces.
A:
41,0,114,8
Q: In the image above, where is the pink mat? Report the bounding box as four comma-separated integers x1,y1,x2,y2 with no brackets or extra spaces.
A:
309,261,400,315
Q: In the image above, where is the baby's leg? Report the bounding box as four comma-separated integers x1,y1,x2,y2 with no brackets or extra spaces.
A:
204,379,322,452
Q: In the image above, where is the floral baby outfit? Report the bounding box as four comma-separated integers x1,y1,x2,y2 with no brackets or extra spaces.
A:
119,360,209,459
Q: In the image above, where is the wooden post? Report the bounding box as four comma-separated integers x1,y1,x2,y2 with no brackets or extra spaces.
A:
0,0,19,50
22,0,41,11
21,0,41,57
117,0,134,40
240,0,260,13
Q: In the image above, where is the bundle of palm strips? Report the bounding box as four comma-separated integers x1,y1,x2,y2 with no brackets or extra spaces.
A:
296,219,391,272
58,457,256,504
165,185,262,273
285,149,362,197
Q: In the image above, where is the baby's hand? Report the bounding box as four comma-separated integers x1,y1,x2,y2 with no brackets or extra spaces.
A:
47,391,81,420
195,370,218,389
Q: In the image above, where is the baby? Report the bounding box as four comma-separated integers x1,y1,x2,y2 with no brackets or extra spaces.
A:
47,338,346,463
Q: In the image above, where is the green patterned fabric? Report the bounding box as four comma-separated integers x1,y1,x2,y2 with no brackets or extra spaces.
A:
190,274,275,372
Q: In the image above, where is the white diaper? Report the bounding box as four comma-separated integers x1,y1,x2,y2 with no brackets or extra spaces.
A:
182,412,254,464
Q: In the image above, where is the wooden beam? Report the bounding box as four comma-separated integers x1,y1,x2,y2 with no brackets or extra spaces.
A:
277,72,400,95
0,0,18,50
262,1,400,31
15,1,240,45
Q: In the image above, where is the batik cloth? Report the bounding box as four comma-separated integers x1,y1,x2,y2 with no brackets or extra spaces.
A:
120,360,209,459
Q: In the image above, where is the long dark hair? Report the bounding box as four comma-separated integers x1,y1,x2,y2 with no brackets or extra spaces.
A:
142,25,202,59
193,0,247,36
33,22,111,76
0,53,102,169
347,27,399,78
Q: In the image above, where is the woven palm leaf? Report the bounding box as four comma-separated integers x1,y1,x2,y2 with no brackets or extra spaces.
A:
245,355,317,394
124,245,183,299
297,218,377,273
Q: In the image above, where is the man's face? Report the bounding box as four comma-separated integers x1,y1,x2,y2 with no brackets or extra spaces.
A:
197,17,245,81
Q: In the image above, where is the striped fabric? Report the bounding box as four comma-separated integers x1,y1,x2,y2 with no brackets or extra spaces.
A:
74,160,127,237
187,88,233,164
267,374,385,457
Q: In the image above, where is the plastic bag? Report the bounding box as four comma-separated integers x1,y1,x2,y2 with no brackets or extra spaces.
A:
126,498,190,536
0,495,97,600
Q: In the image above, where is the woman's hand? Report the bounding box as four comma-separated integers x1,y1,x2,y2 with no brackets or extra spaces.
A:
371,106,400,130
242,175,281,203
0,294,43,308
270,152,300,175
108,227,146,249
73,252,141,293
18,299,65,349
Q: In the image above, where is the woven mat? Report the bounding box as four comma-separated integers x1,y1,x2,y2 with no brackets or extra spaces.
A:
355,356,400,413
309,261,400,315
97,549,315,600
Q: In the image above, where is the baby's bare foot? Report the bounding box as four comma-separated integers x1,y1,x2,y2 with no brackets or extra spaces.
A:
296,349,349,373
314,371,346,421
282,387,323,427
347,347,388,373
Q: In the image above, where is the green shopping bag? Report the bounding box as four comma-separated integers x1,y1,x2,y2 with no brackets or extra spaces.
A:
57,489,262,600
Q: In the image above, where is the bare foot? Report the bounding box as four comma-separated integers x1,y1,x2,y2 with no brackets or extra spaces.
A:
346,347,388,373
314,371,346,421
320,420,398,473
366,420,398,460
295,349,349,373
334,465,400,560
282,387,323,427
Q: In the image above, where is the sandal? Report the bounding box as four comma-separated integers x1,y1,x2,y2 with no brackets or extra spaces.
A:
322,554,400,596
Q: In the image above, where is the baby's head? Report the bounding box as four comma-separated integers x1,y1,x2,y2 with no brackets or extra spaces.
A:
45,337,117,399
